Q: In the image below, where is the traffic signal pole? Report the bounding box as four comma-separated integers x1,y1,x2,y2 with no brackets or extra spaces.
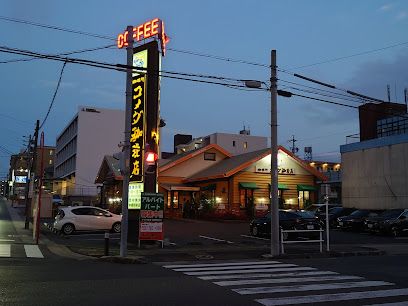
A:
120,26,134,258
270,50,280,256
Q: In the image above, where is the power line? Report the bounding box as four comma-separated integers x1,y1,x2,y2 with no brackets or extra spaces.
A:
291,40,408,69
0,44,116,64
39,61,68,130
0,15,114,41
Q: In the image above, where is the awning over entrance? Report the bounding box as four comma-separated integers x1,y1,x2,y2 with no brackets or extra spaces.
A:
201,184,216,191
239,182,259,189
269,183,289,190
297,184,317,191
278,183,289,190
160,184,200,192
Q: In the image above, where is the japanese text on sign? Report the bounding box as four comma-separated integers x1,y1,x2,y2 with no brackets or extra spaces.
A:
129,74,146,182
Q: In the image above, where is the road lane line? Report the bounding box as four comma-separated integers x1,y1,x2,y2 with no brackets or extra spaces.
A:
164,261,281,269
214,275,363,286
0,244,11,257
24,245,44,258
184,266,314,276
199,235,234,244
0,239,15,242
174,263,296,272
234,280,394,295
240,234,269,241
199,270,337,281
256,288,408,306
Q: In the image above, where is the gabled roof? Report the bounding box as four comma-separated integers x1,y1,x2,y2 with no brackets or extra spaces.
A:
95,155,123,183
184,146,327,182
159,144,232,173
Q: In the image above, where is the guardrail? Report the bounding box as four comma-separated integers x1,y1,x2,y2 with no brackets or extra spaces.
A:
280,228,324,254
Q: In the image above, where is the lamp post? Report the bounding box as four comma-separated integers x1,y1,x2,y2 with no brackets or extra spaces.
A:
245,50,279,256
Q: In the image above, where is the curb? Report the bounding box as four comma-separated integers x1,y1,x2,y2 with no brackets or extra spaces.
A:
262,249,386,259
98,255,148,264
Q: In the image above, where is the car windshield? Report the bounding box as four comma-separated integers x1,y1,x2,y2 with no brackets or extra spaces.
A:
379,209,403,218
349,210,369,217
293,211,315,218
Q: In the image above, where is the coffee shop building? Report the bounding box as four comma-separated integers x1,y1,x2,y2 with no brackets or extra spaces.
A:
158,144,326,219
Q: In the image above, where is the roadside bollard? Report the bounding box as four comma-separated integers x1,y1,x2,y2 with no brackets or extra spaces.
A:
104,231,109,256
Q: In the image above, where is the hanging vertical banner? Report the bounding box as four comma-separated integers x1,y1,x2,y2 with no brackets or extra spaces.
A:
129,49,147,183
128,182,144,209
139,192,164,241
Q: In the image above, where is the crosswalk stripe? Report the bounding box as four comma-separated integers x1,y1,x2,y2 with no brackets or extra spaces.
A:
184,266,316,276
24,245,44,258
0,244,11,257
173,263,295,272
233,280,394,295
256,288,408,306
163,260,280,269
199,270,338,281
214,275,363,286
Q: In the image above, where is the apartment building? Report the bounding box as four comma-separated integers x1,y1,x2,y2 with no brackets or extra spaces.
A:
54,106,124,203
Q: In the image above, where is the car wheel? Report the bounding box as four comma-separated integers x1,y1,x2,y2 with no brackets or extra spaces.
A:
62,223,75,235
391,227,399,237
112,222,121,233
251,225,259,237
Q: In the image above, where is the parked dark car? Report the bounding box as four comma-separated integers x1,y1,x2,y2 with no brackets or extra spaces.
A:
337,209,383,231
364,209,408,236
316,207,356,227
250,210,321,239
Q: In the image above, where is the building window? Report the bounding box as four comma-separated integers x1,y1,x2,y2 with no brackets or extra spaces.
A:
49,159,52,165
232,141,236,147
243,142,248,149
49,150,53,156
204,152,216,161
167,192,171,209
172,191,179,209
298,190,310,209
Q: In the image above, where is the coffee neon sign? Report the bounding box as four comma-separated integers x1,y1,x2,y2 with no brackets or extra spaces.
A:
117,18,169,55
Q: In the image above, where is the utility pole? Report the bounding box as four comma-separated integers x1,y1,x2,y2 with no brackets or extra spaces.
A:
25,120,39,229
23,134,32,213
288,135,298,155
120,25,134,258
270,50,280,257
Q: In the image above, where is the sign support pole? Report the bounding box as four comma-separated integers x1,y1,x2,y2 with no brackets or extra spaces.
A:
120,26,134,258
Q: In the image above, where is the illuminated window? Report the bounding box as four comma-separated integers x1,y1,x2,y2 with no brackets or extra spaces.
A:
167,192,171,208
204,152,216,161
49,159,52,165
49,150,53,156
243,142,248,149
172,191,179,209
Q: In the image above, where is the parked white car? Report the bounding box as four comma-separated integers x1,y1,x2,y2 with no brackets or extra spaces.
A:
53,206,122,235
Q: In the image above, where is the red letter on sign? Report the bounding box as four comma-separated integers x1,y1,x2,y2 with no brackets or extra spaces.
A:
117,34,124,48
151,18,159,36
144,21,151,38
136,24,144,41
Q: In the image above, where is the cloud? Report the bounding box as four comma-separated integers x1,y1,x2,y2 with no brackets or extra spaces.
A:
379,4,392,11
396,11,407,20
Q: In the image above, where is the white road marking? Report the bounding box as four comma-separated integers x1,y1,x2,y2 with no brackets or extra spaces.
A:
0,239,15,242
184,266,315,276
234,280,393,295
240,234,269,241
174,263,296,272
84,238,120,241
24,245,44,258
256,288,408,306
164,260,280,269
214,275,363,286
199,235,234,244
199,270,338,281
0,244,11,257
